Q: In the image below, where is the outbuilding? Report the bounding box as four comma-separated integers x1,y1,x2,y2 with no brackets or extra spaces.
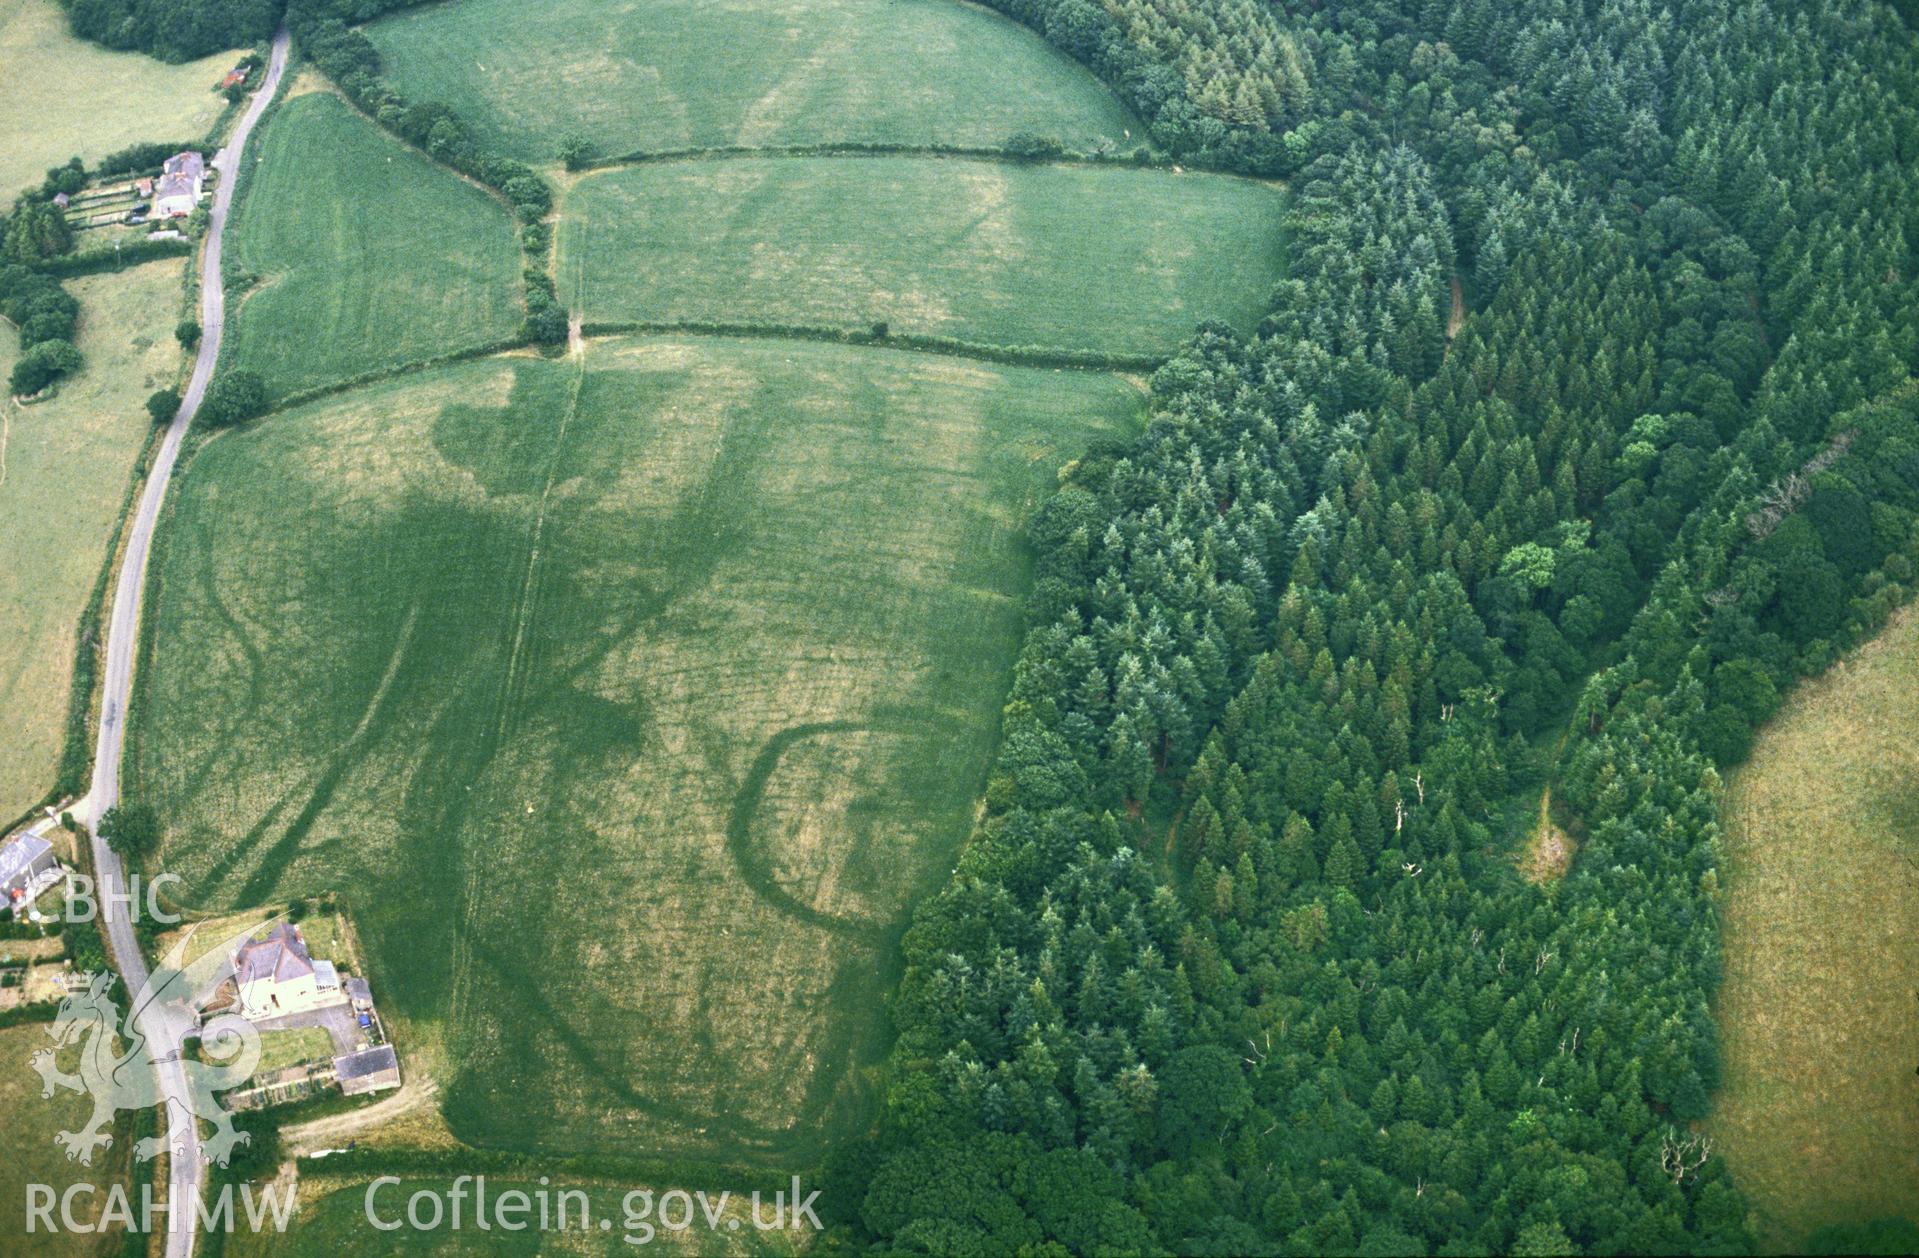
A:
0,832,59,911
333,1044,401,1096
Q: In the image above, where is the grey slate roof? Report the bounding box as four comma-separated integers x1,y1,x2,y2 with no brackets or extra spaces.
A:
155,152,204,208
333,1044,399,1081
233,923,316,985
0,834,55,892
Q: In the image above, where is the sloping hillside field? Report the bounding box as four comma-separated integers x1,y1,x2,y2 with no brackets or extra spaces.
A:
560,156,1287,356
0,258,187,817
134,339,1142,1163
1712,606,1919,1247
0,0,238,198
220,91,523,399
365,0,1136,161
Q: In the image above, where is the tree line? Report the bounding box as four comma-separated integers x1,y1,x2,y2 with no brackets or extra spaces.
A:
848,1,1918,1253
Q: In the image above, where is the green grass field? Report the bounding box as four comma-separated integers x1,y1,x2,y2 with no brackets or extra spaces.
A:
220,91,523,399
1712,605,1919,1250
256,1026,336,1072
133,336,1141,1168
0,0,239,199
559,156,1287,356
365,0,1136,164
0,256,187,819
0,1022,136,1254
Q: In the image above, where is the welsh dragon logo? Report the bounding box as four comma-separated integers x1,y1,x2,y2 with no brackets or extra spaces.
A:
27,918,272,1168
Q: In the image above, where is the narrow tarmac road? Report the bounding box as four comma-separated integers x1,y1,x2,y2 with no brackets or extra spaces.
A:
79,26,290,1258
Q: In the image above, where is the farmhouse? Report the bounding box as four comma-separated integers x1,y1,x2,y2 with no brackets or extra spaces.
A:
154,151,205,218
232,923,342,1018
0,832,59,912
333,1044,401,1096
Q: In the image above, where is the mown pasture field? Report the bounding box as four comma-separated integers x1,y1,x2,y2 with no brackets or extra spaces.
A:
0,0,239,198
0,256,186,818
133,336,1142,1169
365,0,1136,164
1712,604,1919,1249
559,156,1287,356
0,1022,136,1254
224,1175,807,1256
220,91,522,400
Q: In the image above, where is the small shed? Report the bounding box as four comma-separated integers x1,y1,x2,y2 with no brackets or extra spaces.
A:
333,1045,401,1096
52,193,69,209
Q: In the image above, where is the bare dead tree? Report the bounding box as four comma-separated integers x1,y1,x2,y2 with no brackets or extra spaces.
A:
1661,1130,1712,1185
1747,430,1856,538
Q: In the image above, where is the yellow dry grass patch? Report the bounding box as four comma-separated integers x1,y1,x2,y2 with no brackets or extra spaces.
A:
0,256,189,817
1711,603,1919,1249
0,0,240,199
153,903,355,973
1519,786,1577,884
0,1022,135,1253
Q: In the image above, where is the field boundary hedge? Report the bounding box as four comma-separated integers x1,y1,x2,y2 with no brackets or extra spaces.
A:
577,320,1162,373
264,333,535,412
38,237,194,279
0,1000,60,1030
587,142,1288,195
600,140,1159,172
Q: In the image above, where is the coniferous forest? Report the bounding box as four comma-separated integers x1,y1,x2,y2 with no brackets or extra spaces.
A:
849,2,1919,1253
